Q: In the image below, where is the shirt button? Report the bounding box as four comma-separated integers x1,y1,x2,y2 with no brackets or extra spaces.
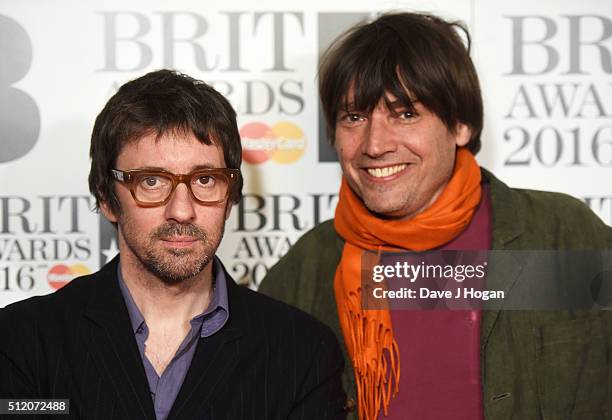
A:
344,398,356,412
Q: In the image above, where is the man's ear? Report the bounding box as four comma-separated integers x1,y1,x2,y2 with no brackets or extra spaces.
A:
454,123,472,147
100,201,119,223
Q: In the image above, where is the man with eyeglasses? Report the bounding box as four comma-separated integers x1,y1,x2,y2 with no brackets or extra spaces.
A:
0,70,346,419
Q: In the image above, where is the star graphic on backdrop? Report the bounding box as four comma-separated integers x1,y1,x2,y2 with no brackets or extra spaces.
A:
101,238,119,264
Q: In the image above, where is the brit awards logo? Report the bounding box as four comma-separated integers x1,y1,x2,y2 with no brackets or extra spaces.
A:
0,14,40,163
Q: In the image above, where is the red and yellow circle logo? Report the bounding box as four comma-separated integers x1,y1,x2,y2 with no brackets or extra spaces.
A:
47,263,91,290
240,121,306,164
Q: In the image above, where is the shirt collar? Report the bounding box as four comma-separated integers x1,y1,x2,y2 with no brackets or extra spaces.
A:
117,256,229,337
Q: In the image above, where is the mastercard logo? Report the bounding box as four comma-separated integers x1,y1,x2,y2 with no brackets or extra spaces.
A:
47,263,91,290
240,121,306,164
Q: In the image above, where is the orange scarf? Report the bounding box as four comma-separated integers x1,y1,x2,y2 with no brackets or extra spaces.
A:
333,148,482,420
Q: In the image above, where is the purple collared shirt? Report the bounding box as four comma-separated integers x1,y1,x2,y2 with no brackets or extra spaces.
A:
118,257,229,420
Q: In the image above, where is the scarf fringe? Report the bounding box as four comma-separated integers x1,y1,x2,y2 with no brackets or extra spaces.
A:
343,290,400,420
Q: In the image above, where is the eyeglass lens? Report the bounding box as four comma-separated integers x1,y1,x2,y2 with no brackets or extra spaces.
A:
134,172,229,203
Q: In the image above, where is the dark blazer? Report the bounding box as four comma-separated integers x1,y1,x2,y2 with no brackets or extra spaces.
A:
0,257,346,420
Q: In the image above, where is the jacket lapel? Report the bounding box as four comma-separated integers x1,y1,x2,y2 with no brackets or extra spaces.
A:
168,271,244,419
480,168,524,350
82,257,156,420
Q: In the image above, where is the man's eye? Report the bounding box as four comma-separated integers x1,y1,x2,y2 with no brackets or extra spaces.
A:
340,113,364,123
142,177,160,188
399,111,415,119
196,176,215,187
139,175,170,190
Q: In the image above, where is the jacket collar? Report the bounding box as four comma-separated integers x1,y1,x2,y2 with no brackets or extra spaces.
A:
83,257,157,419
479,168,525,350
482,167,524,249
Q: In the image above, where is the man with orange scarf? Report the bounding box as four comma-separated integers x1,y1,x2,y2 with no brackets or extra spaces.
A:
260,11,612,420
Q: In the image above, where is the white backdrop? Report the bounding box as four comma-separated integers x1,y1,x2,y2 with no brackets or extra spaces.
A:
1,0,611,306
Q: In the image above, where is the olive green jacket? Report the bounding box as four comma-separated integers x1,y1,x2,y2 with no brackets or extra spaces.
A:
259,169,612,419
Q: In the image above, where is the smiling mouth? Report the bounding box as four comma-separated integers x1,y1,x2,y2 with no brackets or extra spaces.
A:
366,164,407,178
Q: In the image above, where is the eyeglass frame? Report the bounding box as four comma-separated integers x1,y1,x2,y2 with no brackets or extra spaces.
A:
110,167,241,208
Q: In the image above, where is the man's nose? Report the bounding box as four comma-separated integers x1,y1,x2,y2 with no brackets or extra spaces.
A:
164,183,196,223
362,115,396,158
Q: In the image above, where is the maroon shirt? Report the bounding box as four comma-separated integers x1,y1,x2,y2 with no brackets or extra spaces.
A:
385,185,491,419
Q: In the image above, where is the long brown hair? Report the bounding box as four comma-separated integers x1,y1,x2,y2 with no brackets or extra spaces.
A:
319,12,483,154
